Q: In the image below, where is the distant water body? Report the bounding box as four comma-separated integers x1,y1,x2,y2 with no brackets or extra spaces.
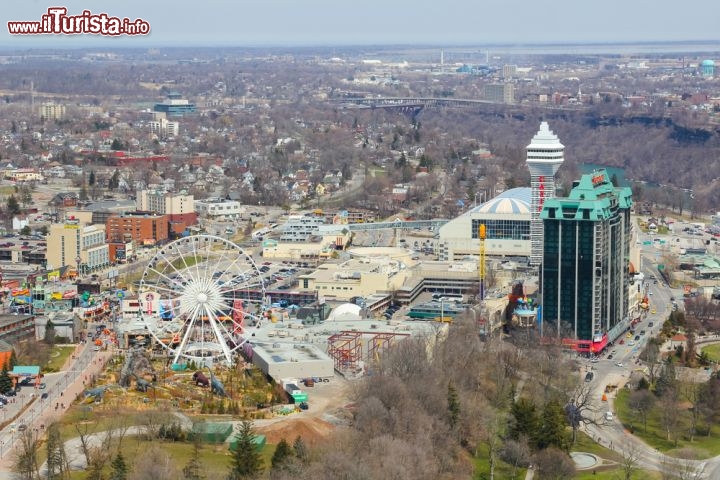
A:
480,41,720,56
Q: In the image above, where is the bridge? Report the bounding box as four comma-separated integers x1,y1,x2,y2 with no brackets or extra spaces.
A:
332,96,496,110
346,219,448,232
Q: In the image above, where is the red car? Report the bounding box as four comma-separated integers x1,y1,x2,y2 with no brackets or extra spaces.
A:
619,339,625,344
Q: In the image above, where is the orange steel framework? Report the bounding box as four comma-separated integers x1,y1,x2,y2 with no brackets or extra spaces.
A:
327,330,410,372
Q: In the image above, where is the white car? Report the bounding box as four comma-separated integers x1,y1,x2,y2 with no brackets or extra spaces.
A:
628,341,636,346
616,362,624,368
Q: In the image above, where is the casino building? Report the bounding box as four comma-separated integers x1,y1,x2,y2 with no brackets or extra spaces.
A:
540,169,633,353
437,188,532,261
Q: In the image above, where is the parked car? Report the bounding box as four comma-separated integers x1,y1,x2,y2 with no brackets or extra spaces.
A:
584,372,594,382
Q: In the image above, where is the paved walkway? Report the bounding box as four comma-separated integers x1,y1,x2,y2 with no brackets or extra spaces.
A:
0,343,112,478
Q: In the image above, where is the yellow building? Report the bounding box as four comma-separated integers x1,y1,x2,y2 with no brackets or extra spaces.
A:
46,218,109,273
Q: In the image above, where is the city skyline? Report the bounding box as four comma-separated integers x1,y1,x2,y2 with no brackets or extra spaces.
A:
2,0,720,47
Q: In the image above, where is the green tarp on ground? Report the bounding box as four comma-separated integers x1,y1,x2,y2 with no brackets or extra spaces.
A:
189,422,233,444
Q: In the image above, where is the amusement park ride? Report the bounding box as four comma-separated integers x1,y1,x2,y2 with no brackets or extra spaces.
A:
138,234,269,366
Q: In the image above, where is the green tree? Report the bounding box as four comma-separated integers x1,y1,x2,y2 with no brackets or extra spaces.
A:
293,436,307,463
536,400,568,451
19,186,32,207
447,381,460,429
228,421,263,479
508,398,539,441
111,138,124,151
6,195,20,216
109,452,128,480
108,170,120,191
270,438,293,471
19,225,31,236
44,319,56,345
0,366,12,394
655,361,678,398
88,170,96,187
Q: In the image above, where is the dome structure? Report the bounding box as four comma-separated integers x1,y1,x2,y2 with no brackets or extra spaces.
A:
471,187,531,215
327,303,362,321
702,59,715,66
438,187,533,261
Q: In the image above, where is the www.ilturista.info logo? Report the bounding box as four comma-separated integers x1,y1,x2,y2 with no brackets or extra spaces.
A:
8,7,150,36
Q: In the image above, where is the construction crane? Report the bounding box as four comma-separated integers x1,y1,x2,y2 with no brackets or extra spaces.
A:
478,224,486,301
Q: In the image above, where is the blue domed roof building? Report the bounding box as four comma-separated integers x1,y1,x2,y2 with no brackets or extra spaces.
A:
701,59,715,77
437,187,532,260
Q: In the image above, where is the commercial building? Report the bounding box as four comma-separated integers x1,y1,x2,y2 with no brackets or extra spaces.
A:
484,83,514,104
106,211,169,246
39,103,65,121
527,122,565,266
153,92,196,117
248,343,334,381
136,189,197,226
297,248,411,301
540,169,633,353
46,218,110,273
279,215,327,243
0,314,36,344
149,117,180,137
194,198,244,221
438,188,532,261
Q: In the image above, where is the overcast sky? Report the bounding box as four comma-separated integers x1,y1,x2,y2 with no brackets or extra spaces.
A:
3,1,720,47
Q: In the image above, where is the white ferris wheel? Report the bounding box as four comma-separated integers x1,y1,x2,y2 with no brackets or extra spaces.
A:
139,234,266,365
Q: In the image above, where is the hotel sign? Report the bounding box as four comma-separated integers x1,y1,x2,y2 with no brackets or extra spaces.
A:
591,173,606,186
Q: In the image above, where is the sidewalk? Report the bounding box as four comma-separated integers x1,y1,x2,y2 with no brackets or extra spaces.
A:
0,343,112,474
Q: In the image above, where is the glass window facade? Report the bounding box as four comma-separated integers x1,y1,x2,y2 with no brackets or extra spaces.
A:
471,219,530,240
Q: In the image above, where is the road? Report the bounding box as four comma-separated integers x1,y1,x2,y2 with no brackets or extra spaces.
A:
0,343,112,479
579,230,717,477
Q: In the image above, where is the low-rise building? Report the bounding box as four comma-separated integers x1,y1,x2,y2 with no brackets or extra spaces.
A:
106,211,169,246
194,198,244,221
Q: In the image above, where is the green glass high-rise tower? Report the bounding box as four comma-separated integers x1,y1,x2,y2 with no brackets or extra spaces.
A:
540,169,633,353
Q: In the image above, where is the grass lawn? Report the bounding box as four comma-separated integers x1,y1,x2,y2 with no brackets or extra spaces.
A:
473,455,526,480
44,345,77,372
572,431,661,479
572,431,623,462
63,435,277,479
701,343,720,362
615,389,720,458
171,255,205,270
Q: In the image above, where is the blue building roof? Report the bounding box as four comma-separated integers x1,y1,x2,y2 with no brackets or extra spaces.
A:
12,366,40,376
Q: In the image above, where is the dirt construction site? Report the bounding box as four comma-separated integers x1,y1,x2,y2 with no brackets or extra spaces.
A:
254,377,353,445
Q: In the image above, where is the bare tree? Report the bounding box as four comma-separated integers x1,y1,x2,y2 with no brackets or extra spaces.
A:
74,421,96,467
660,388,681,445
129,445,179,480
13,429,41,480
481,408,505,480
629,389,655,433
639,340,662,386
533,447,576,480
619,440,641,480
564,380,602,444
500,436,532,480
